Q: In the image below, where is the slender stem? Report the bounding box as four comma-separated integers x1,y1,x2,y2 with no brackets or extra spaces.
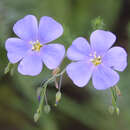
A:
4,62,12,74
34,68,66,121
110,87,118,109
44,92,48,105
54,79,59,89
40,79,48,87
37,84,47,113
40,68,66,99
58,75,63,91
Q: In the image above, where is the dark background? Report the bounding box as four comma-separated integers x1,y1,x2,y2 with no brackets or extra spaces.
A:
0,0,130,130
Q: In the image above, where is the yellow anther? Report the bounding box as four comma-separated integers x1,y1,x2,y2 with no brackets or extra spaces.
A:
31,40,43,52
90,52,102,66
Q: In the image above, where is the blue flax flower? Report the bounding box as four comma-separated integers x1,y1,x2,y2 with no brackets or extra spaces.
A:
66,30,127,90
5,15,65,76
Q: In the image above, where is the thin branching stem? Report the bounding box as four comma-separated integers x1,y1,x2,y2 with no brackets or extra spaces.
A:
34,68,66,122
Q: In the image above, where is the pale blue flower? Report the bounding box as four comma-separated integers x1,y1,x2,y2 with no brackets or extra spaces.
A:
5,15,65,76
66,30,127,90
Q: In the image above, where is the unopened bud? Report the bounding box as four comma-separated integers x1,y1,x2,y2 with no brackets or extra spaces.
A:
91,16,105,30
44,105,51,114
116,107,120,115
34,113,40,122
108,106,114,115
55,91,61,106
37,87,42,101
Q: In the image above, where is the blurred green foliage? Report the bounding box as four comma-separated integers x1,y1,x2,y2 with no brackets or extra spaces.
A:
0,0,129,130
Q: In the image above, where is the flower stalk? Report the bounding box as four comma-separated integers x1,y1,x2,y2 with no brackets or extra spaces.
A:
110,86,120,115
4,62,12,74
34,68,66,122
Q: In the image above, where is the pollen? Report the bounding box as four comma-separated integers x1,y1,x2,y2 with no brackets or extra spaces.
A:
90,52,102,66
30,40,43,52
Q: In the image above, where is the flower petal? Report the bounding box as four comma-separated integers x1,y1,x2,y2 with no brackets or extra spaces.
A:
103,47,127,72
90,30,116,55
66,61,94,87
5,38,30,63
40,44,65,69
38,16,63,44
92,64,119,90
18,53,43,76
67,37,91,61
13,15,38,41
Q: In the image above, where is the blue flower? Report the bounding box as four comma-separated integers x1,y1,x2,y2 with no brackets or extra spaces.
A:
66,30,127,90
5,15,65,76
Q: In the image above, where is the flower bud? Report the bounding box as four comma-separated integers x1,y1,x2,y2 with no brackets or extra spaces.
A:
36,87,42,101
34,113,40,122
116,107,120,115
108,106,114,115
44,105,51,114
55,91,62,106
91,16,105,30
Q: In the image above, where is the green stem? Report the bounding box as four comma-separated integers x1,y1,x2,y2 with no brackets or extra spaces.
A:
110,87,120,115
4,62,12,74
34,68,66,122
110,87,117,108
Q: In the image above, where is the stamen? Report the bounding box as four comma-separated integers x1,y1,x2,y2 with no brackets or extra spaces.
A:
30,40,43,52
90,52,102,66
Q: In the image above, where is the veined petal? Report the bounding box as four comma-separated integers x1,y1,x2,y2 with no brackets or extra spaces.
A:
40,44,65,69
66,61,94,87
92,64,119,90
90,30,116,55
103,47,127,72
18,53,43,76
67,37,91,61
38,16,63,44
13,15,38,41
5,38,30,63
